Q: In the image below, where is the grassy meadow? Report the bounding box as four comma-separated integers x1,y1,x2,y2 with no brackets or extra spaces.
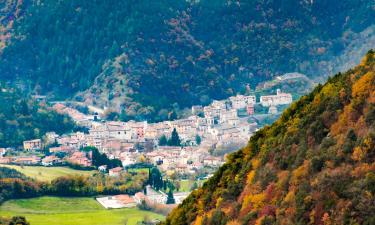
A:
178,179,207,192
0,165,95,181
0,196,164,225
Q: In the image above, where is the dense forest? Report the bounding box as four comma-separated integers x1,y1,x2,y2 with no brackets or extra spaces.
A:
0,0,374,121
163,51,375,225
0,85,76,147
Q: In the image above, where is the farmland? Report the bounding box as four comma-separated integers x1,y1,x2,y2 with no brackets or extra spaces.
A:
0,196,164,225
0,165,95,181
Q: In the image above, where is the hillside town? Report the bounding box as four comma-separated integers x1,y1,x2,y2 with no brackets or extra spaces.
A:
0,89,293,207
0,90,293,174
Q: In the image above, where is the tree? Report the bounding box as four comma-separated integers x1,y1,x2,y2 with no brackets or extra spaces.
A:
168,111,177,121
343,129,357,154
120,109,128,122
149,167,163,190
143,187,147,195
191,182,198,191
174,181,181,192
166,189,175,204
159,135,168,146
195,135,202,145
83,146,121,169
168,128,181,146
9,216,30,225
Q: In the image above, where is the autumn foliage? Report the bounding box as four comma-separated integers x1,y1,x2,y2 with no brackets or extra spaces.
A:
163,50,375,225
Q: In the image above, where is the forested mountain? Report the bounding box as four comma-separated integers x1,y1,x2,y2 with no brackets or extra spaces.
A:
163,51,375,225
0,0,374,121
0,0,23,50
0,85,76,147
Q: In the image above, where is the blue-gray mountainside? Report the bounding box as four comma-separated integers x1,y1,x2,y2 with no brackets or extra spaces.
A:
0,0,374,122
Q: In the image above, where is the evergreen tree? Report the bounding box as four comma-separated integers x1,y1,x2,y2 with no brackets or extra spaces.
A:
147,168,152,185
166,189,175,204
191,182,198,191
168,128,181,146
195,135,202,145
163,179,168,191
143,187,147,195
120,109,128,122
159,135,168,146
150,167,162,190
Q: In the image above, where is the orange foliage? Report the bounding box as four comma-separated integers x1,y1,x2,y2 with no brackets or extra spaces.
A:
351,163,371,177
283,190,295,205
226,220,241,225
330,105,353,137
352,146,367,161
354,116,368,137
351,72,374,99
322,212,332,225
254,216,266,225
290,160,309,186
193,216,203,225
241,191,266,214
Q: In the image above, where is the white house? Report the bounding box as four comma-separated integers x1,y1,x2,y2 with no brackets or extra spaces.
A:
260,89,292,107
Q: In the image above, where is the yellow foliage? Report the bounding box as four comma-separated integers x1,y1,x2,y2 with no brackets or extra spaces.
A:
368,89,375,104
241,194,252,211
226,220,241,225
359,54,370,66
251,193,266,210
312,94,321,106
290,161,309,186
241,192,266,212
276,171,290,190
247,170,256,184
194,216,203,225
216,197,223,208
235,174,240,183
352,72,374,99
138,154,146,162
286,118,300,135
96,183,104,193
197,199,205,214
363,136,374,150
284,190,295,204
331,105,351,136
320,83,337,98
309,209,316,225
352,147,367,161
252,158,261,169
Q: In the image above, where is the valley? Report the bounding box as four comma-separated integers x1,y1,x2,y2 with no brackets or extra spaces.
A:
0,1,374,225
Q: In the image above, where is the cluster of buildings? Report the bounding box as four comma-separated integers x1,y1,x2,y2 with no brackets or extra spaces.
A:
145,146,223,175
0,143,93,168
0,90,293,176
96,185,189,209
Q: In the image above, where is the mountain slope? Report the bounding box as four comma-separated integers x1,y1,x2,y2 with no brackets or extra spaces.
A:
0,85,76,148
164,50,375,225
0,0,23,51
1,0,374,121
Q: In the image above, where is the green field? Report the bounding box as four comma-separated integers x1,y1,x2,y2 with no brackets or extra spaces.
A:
0,165,95,181
178,179,207,192
0,197,164,225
